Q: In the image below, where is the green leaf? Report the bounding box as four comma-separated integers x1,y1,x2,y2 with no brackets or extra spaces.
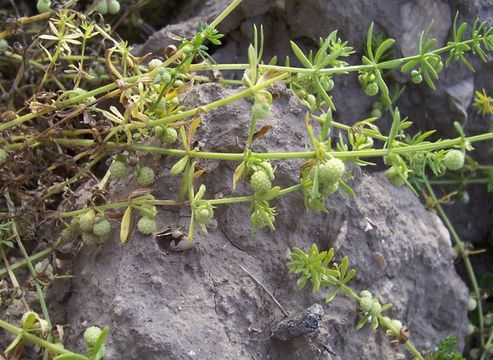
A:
340,256,349,279
422,63,437,90
247,44,258,84
5,333,23,354
55,355,89,360
324,287,340,303
88,327,109,360
366,22,375,61
343,268,356,283
290,41,313,68
170,156,189,176
356,314,370,330
297,274,309,289
311,269,321,294
374,38,395,62
371,315,379,329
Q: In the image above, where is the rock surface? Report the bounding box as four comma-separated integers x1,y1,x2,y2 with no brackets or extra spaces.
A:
50,84,469,359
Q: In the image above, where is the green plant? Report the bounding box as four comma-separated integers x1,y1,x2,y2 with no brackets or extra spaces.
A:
0,0,492,357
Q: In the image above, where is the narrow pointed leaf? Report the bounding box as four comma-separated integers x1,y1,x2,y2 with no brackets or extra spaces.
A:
120,207,132,244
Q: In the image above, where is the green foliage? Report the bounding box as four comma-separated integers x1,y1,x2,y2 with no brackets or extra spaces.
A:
427,336,463,360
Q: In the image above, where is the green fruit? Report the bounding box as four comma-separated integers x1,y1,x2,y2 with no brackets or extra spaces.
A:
79,210,96,232
411,70,423,84
385,166,407,186
107,0,120,14
444,149,464,171
137,166,155,186
320,76,334,91
93,219,111,237
148,59,163,71
137,217,156,235
0,39,8,49
360,297,373,312
250,170,272,194
390,319,403,330
94,0,108,14
467,297,477,312
306,94,317,109
84,326,102,348
160,127,177,144
371,108,382,119
252,98,271,119
370,300,382,315
360,290,372,298
0,149,8,165
194,205,213,224
258,161,274,180
364,82,379,96
60,226,78,243
319,158,345,185
82,231,102,245
110,160,128,179
36,0,51,13
321,181,338,195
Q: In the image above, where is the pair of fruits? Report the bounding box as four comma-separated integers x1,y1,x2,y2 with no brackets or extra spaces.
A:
110,161,156,186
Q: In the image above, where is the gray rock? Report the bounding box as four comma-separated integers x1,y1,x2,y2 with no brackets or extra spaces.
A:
50,84,468,360
271,304,325,341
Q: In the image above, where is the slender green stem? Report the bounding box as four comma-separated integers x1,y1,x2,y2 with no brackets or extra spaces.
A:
189,35,489,75
481,329,493,360
0,319,79,356
0,247,54,278
4,190,53,357
422,177,485,350
378,315,424,360
427,178,489,185
210,0,243,28
46,131,493,162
